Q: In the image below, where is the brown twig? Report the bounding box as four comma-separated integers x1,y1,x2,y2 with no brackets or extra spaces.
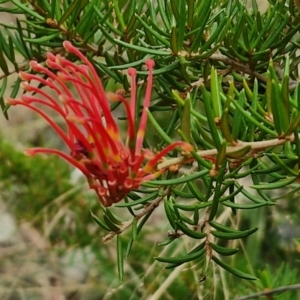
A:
157,134,298,171
235,284,300,300
209,53,267,83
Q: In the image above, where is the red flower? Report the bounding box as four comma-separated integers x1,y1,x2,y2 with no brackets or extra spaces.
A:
7,41,192,206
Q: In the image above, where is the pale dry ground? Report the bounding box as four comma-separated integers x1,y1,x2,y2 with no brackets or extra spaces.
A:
247,0,269,12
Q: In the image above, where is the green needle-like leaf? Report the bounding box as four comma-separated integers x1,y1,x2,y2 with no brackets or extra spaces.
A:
155,247,205,265
170,27,178,55
135,14,170,47
116,191,158,207
250,177,297,190
284,111,300,137
220,108,234,143
114,39,170,55
190,0,212,52
147,170,209,186
0,46,8,75
24,32,61,43
59,0,87,26
117,234,124,282
103,215,120,232
211,227,258,240
210,243,239,256
201,84,222,150
0,76,8,118
131,217,137,240
210,66,222,118
157,0,171,30
164,198,178,230
187,181,205,202
180,95,194,144
112,0,125,30
212,255,257,280
186,0,194,28
175,221,206,239
271,153,298,176
11,0,45,21
147,110,173,144
226,145,252,159
216,140,227,168
90,210,110,231
222,200,268,209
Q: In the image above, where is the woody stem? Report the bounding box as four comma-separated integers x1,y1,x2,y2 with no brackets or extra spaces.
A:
157,134,299,170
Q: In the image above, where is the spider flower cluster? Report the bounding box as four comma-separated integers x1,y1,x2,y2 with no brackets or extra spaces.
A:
7,41,192,206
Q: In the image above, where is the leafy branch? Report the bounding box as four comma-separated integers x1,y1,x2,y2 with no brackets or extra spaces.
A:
158,133,300,171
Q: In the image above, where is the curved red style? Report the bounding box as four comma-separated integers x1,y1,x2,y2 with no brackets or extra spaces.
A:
7,41,192,206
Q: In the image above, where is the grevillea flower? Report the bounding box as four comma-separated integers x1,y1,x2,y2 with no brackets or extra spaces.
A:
7,41,192,207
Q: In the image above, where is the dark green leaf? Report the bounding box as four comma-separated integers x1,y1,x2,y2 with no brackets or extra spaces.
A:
90,210,110,231
155,247,205,264
212,255,256,280
117,234,124,282
211,227,258,239
210,243,239,256
11,0,44,21
0,46,8,75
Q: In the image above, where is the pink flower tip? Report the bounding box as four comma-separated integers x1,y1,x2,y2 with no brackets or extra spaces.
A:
19,71,30,80
46,52,56,61
21,82,33,92
63,41,74,52
128,67,136,76
146,59,155,69
29,61,43,71
46,58,57,69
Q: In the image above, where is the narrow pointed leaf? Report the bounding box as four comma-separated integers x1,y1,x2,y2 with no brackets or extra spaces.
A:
211,227,258,239
170,27,178,55
175,221,206,239
11,0,45,21
226,145,251,159
216,140,227,168
212,255,256,280
155,248,205,265
201,84,222,150
250,177,297,190
210,243,239,256
181,95,193,143
0,76,8,118
103,215,120,232
0,47,8,74
117,234,124,282
147,170,209,186
114,39,170,55
90,211,110,231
